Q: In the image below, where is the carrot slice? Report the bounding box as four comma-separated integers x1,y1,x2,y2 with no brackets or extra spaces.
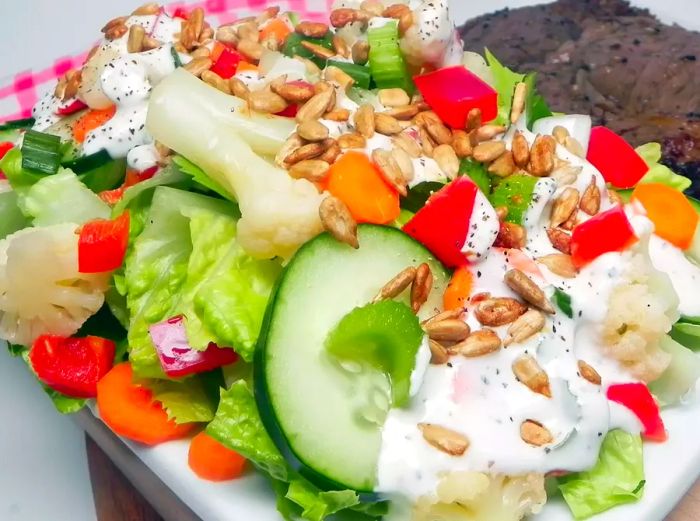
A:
97,362,194,445
326,151,400,224
73,106,116,143
443,266,473,311
210,41,228,63
236,61,259,73
632,183,699,250
188,431,247,482
259,18,292,45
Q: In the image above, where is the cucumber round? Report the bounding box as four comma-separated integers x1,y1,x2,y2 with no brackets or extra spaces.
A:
255,225,450,493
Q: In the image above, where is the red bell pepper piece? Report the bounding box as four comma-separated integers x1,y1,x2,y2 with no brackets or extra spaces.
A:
149,316,239,378
56,99,88,116
98,166,158,205
29,335,116,398
172,7,189,19
403,177,479,268
570,206,637,268
276,104,299,118
78,211,130,273
210,48,243,80
607,382,667,442
586,127,649,189
0,141,14,179
414,66,498,128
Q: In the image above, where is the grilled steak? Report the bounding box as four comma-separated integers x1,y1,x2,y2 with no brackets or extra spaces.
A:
459,0,700,196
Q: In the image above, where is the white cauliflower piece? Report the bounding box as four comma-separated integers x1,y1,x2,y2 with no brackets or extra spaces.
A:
400,0,462,68
0,224,108,346
413,472,546,521
603,251,679,382
147,69,324,260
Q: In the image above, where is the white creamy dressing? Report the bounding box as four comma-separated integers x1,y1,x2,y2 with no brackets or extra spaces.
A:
648,235,700,317
532,115,592,153
403,0,460,67
31,94,75,131
461,189,499,263
377,248,641,501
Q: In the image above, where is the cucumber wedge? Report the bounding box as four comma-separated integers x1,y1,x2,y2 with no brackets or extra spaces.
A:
255,225,449,493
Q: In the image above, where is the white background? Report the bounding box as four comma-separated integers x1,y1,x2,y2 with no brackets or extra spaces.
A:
0,1,698,521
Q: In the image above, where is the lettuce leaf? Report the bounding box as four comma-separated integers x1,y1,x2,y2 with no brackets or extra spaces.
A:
172,155,234,201
0,190,29,240
145,376,217,424
558,430,645,520
126,186,277,377
285,480,360,521
206,380,289,481
24,169,110,226
650,334,700,406
0,148,45,210
636,143,692,192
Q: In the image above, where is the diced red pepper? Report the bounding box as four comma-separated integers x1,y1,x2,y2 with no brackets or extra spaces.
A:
276,104,299,118
149,316,239,378
56,99,88,116
414,66,498,128
78,211,130,273
210,48,243,80
586,126,649,189
570,206,637,268
607,383,667,442
403,177,479,268
29,335,116,398
0,141,15,179
172,7,188,19
98,166,158,205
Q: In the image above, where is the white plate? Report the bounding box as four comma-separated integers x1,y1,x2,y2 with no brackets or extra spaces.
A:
2,1,699,521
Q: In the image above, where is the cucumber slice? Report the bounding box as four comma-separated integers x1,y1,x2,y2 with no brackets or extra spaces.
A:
255,225,449,493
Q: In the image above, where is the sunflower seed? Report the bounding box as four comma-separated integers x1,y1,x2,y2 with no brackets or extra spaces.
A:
537,254,577,278
513,355,551,397
379,88,411,108
494,222,527,249
425,319,471,343
552,125,570,145
375,113,403,135
547,228,572,254
338,133,366,149
201,70,231,94
319,196,359,248
580,177,601,215
466,108,482,131
411,263,433,313
127,24,146,53
296,21,330,39
455,329,502,357
288,160,330,182
452,130,472,158
354,104,376,138
578,360,602,385
351,40,370,65
300,40,336,60
505,310,546,346
297,89,335,122
512,131,531,168
419,423,469,456
529,135,556,176
297,120,330,142
373,266,417,301
473,141,506,163
393,132,422,158
433,144,460,179
248,90,288,114
521,420,553,446
488,151,516,177
284,142,325,165
510,82,528,123
422,308,464,326
372,149,407,196
474,298,528,327
391,147,415,183
504,269,555,314
183,57,213,77
550,187,580,228
428,339,450,365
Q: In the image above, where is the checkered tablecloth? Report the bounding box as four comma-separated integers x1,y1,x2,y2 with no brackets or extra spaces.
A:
0,0,332,123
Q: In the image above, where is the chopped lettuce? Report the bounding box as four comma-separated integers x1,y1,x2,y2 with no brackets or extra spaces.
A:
206,380,289,481
558,430,645,520
0,148,45,210
125,186,278,378
144,377,217,424
484,49,552,128
459,158,491,195
24,169,110,226
285,480,360,521
649,334,700,406
172,155,234,201
0,191,29,240
636,143,691,192
402,181,445,213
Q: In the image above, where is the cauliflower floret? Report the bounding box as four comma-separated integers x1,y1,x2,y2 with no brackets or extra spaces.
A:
603,252,679,382
413,472,546,521
0,224,108,346
400,0,462,68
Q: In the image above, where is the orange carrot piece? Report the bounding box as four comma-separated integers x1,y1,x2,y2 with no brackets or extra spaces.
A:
632,182,699,249
210,41,228,63
443,266,473,311
236,61,259,73
188,431,247,482
326,151,400,224
97,363,194,446
259,18,292,44
73,106,116,143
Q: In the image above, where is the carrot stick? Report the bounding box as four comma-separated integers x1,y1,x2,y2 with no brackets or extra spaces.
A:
632,183,699,250
97,363,194,446
259,18,292,44
326,151,400,224
443,266,473,310
73,106,116,143
188,431,247,482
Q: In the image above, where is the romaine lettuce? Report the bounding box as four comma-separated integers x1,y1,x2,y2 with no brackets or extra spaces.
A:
144,377,217,424
0,191,29,240
558,430,645,520
636,143,691,192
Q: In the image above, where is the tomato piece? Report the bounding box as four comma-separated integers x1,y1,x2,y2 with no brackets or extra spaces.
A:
29,335,115,398
56,99,88,116
78,211,130,273
403,177,480,268
607,383,667,442
586,127,649,189
570,206,637,268
275,104,299,118
210,48,243,80
414,66,498,128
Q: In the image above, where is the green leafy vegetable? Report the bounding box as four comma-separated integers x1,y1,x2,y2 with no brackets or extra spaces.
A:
24,168,110,226
283,31,333,68
76,304,127,342
325,300,423,408
392,209,414,228
636,143,691,192
489,173,538,225
523,73,552,129
285,480,360,521
145,376,217,424
326,61,371,90
459,158,491,194
207,380,289,481
558,430,645,520
172,155,234,201
553,289,573,318
649,334,700,406
0,148,46,208
0,191,29,240
401,181,445,213
77,157,126,193
126,187,278,377
0,118,35,132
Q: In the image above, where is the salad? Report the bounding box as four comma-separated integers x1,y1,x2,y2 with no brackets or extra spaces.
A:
2,1,700,520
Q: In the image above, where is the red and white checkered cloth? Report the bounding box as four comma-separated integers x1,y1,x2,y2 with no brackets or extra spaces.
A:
0,0,333,123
